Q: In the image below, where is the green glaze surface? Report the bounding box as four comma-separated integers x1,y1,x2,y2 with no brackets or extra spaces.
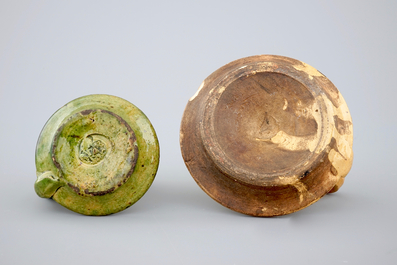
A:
35,94,159,215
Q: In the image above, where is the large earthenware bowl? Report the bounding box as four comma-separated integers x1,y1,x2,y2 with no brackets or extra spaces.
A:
35,94,159,215
180,55,353,216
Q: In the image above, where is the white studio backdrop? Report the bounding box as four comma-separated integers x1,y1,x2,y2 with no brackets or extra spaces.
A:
0,1,396,264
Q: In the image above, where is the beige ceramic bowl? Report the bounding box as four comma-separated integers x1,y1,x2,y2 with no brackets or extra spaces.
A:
180,55,353,216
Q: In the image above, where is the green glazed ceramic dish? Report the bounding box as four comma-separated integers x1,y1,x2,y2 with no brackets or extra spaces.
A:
34,94,159,215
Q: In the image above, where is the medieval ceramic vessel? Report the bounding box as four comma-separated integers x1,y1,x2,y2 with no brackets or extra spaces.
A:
35,94,159,215
180,55,353,216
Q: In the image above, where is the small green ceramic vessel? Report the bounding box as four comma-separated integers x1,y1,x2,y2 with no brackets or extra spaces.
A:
35,94,159,215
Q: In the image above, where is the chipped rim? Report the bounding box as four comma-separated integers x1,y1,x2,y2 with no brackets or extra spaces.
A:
180,55,353,216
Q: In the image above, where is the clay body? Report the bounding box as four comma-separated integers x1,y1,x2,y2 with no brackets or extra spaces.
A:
35,94,159,215
180,55,353,216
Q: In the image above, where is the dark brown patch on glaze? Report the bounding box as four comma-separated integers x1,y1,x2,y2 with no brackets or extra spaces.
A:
80,109,93,116
84,187,115,196
68,183,80,194
334,115,352,135
301,170,310,178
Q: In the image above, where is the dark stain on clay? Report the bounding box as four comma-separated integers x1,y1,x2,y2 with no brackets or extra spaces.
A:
68,183,80,194
180,55,353,216
316,76,341,108
329,137,346,160
330,165,338,176
334,115,352,135
80,109,93,116
84,187,115,196
52,109,139,197
302,170,310,178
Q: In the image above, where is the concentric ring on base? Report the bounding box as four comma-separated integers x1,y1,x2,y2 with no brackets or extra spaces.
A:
52,109,139,196
180,55,353,216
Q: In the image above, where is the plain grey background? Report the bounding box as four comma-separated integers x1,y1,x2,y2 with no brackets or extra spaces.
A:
0,1,396,264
